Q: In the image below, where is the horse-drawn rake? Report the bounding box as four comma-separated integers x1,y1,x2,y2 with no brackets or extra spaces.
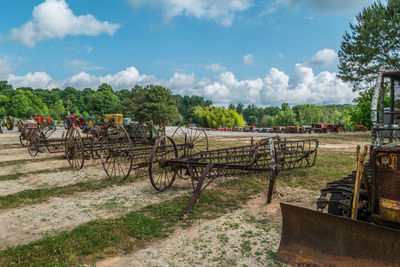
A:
148,137,318,217
63,122,208,181
20,123,66,156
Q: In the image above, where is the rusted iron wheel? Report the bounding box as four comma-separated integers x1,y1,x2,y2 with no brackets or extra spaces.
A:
20,129,28,147
65,126,85,170
132,121,159,145
172,123,208,179
149,136,178,191
172,124,208,156
100,125,133,182
27,129,44,157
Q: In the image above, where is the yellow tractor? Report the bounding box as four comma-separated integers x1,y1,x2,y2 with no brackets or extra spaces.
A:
276,71,400,266
104,114,123,126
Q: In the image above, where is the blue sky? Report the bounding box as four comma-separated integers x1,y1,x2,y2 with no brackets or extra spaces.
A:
0,0,374,105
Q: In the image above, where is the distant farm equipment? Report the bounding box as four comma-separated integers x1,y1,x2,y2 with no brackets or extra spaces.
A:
64,115,86,130
353,124,368,132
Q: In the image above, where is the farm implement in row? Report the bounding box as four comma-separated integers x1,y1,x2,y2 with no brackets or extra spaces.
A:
22,121,209,182
19,118,318,218
148,136,318,217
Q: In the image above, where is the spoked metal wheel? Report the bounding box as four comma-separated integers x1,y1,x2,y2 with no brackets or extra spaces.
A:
65,126,85,170
172,124,208,156
27,129,46,157
172,124,208,179
100,125,133,182
149,136,178,191
27,129,41,157
132,121,159,146
20,130,28,147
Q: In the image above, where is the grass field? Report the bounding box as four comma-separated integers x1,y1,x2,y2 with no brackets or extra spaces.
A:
0,130,369,266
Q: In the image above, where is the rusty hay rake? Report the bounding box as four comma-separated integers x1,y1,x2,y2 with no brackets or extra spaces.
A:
148,137,318,217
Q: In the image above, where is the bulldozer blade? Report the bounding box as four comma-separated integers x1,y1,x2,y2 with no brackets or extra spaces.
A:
276,203,400,267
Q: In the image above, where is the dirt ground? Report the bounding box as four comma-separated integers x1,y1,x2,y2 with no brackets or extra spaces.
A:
0,129,369,265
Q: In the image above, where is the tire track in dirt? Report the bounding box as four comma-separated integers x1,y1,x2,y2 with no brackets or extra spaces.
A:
0,165,106,196
97,186,318,267
0,178,192,249
0,159,68,177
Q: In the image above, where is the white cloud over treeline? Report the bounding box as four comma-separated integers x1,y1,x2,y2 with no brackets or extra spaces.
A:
11,0,120,46
5,63,356,106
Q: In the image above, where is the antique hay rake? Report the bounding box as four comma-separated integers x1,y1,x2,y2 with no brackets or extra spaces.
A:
63,122,208,182
22,124,66,157
148,137,318,217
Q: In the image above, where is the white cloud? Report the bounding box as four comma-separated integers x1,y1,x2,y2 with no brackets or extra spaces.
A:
0,57,14,80
7,72,61,89
243,54,255,65
205,63,226,72
6,64,357,105
127,0,253,26
309,48,337,66
64,67,155,89
277,53,284,59
11,0,120,47
65,59,103,71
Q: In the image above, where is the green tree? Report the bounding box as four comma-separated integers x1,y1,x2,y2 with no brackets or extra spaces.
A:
97,83,113,93
123,85,178,126
89,89,121,115
274,108,298,126
7,90,31,117
247,115,258,126
338,0,400,89
51,100,66,120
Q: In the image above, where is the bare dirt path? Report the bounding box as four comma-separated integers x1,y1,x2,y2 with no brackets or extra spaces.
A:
0,178,192,249
0,165,105,196
97,186,318,267
0,159,68,177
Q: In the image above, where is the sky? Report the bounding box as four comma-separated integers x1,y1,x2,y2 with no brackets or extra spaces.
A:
0,0,375,106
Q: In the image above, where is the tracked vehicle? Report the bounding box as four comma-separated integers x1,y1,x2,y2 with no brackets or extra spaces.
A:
276,71,400,266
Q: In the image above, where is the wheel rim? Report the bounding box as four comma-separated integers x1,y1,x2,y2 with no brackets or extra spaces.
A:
100,125,133,182
172,124,208,157
149,137,178,191
65,127,85,170
27,129,40,157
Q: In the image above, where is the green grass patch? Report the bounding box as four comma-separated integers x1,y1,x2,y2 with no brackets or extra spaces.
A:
0,175,269,266
279,151,357,190
0,166,72,181
0,155,63,167
0,176,138,210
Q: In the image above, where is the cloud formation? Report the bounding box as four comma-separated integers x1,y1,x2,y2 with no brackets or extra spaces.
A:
205,63,226,73
127,0,253,26
6,64,356,106
243,54,255,65
11,0,120,46
0,57,14,80
65,59,103,71
308,48,337,66
8,72,61,89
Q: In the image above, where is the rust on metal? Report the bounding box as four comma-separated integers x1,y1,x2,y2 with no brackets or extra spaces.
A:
149,137,318,217
276,203,400,267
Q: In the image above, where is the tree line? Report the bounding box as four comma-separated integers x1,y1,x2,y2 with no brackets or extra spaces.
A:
0,80,372,129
